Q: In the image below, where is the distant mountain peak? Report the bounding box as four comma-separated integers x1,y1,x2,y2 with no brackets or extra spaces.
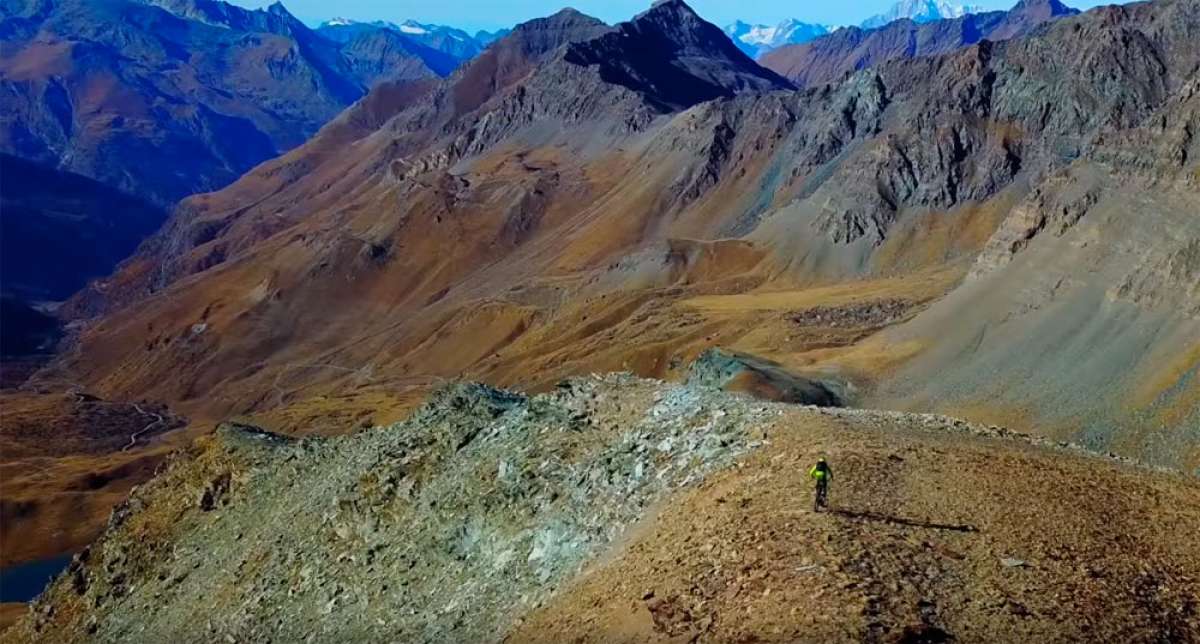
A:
1011,0,1077,15
762,0,1078,88
511,7,608,35
394,19,434,35
317,17,503,63
559,0,791,110
861,0,985,29
723,17,829,59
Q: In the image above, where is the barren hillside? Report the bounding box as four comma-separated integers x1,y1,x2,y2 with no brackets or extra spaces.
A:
48,0,1199,468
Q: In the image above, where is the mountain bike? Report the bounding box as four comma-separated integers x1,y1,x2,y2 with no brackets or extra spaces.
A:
813,480,828,512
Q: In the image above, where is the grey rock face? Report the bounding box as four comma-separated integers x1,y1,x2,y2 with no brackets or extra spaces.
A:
688,348,846,407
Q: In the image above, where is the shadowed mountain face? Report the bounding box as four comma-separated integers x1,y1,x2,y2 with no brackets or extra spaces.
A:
0,0,458,206
0,154,165,366
762,0,1078,88
53,0,1200,474
560,0,793,110
0,155,165,304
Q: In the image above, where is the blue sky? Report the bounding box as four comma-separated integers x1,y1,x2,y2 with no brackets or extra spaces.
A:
234,0,1124,32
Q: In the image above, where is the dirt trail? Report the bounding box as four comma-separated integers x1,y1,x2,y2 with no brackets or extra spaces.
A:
510,407,1200,642
124,404,165,451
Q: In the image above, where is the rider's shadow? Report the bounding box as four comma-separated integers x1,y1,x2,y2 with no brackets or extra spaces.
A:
829,509,978,533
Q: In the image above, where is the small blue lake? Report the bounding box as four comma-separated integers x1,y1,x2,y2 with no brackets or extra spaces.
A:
0,554,72,603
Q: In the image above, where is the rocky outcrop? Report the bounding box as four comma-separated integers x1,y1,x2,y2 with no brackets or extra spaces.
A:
969,170,1102,278
688,348,846,406
3,376,773,643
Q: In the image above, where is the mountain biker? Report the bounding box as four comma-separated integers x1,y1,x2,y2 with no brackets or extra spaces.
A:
809,457,832,512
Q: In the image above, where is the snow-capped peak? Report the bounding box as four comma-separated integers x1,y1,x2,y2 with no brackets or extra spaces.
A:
398,19,429,35
860,0,986,29
723,18,829,58
324,17,355,27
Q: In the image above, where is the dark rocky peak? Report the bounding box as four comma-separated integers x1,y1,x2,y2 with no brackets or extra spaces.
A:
560,0,793,111
633,0,739,48
501,8,612,57
1009,0,1077,18
987,0,1079,38
447,8,611,115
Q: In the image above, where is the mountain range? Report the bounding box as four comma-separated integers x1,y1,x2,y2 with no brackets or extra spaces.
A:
861,0,986,28
0,0,469,208
722,19,830,58
0,0,487,341
50,0,1199,466
2,0,1200,637
317,18,509,61
724,0,988,60
762,0,1079,87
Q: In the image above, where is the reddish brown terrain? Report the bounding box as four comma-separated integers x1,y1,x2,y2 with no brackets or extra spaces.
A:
1,0,1199,635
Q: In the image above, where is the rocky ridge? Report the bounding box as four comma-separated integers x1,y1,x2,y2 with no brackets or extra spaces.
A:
2,375,774,642
4,374,1198,642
